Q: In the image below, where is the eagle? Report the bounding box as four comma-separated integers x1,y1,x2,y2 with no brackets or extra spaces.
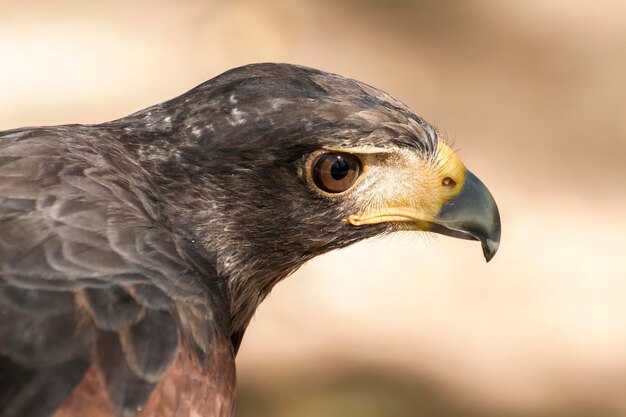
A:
0,63,500,417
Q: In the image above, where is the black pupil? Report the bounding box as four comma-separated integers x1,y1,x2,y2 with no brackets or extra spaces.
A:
330,157,349,180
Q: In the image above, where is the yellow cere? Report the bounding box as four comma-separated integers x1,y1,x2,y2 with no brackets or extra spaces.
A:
434,142,467,204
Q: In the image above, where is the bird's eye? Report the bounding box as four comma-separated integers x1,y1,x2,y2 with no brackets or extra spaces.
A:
312,153,362,194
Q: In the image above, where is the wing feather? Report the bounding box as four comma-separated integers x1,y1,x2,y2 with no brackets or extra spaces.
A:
0,128,232,417
121,309,179,382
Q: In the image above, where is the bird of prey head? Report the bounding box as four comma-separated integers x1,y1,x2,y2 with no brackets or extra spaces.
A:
0,63,499,417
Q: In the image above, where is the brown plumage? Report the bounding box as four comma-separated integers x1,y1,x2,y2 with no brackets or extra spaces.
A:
0,63,500,417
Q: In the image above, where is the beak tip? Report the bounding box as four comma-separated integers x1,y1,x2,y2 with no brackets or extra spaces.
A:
481,238,499,263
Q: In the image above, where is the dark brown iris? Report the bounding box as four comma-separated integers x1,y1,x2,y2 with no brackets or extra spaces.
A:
312,153,362,193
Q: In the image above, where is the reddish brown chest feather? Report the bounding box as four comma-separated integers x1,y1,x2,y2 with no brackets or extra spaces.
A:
53,340,236,417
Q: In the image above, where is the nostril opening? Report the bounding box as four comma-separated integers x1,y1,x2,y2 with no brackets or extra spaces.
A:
442,177,456,187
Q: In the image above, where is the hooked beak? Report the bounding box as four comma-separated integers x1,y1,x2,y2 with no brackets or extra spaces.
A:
430,170,501,262
345,142,500,262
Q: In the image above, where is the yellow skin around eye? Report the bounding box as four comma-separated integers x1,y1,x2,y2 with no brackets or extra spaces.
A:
308,139,500,262
343,141,467,229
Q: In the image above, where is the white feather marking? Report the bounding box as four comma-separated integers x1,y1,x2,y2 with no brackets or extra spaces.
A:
230,108,247,126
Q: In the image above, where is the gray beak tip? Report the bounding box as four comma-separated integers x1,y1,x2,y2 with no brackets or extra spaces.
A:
481,238,500,262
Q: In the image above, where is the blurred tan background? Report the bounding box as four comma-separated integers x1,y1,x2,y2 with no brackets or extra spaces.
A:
2,0,626,416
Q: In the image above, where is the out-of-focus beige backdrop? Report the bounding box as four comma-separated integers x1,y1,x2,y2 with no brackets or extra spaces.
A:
2,1,625,416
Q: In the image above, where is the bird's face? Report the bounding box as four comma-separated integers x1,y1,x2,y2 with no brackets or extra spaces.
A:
302,141,500,262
